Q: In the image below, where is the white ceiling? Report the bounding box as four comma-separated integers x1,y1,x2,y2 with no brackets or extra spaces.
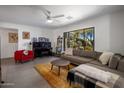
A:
0,5,124,28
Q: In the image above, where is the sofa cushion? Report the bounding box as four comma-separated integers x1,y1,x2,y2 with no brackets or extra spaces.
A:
109,54,121,69
73,49,102,59
89,60,106,67
61,55,94,65
117,57,124,72
64,48,73,55
79,50,96,58
87,63,124,77
73,49,80,56
99,52,114,65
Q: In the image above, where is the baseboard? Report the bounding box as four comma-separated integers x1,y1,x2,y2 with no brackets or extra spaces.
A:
1,57,14,61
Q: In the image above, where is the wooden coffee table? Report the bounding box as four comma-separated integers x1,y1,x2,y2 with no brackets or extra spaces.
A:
51,59,70,75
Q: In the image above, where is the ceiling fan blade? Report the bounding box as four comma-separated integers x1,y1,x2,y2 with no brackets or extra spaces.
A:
51,14,64,18
31,6,50,17
39,6,51,17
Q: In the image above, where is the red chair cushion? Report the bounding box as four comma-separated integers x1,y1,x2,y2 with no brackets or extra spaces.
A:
14,50,34,63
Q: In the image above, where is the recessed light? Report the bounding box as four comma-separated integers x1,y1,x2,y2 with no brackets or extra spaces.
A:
47,19,53,23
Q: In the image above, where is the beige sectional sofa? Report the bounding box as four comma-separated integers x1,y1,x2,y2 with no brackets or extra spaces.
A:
61,49,124,87
61,49,102,65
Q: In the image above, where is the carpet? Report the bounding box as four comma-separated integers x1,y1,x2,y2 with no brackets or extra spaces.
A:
34,63,80,88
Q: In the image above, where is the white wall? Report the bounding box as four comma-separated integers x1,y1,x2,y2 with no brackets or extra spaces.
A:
1,10,124,57
0,28,18,58
109,11,124,54
0,22,52,50
52,10,124,55
52,15,110,52
0,22,52,58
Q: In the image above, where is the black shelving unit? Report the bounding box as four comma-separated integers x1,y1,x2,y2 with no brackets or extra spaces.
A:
33,42,52,57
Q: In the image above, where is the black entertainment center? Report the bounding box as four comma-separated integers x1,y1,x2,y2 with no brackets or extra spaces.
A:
33,42,52,57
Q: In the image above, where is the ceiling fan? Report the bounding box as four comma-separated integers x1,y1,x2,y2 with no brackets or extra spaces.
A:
41,7,65,23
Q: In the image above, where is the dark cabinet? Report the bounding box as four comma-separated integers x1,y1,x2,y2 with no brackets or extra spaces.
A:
33,42,52,57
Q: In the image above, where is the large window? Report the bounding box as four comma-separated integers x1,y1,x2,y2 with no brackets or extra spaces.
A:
63,27,95,51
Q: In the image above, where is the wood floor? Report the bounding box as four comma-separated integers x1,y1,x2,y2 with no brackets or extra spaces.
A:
35,63,80,88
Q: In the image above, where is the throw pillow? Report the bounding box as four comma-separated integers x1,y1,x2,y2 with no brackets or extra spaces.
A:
117,57,124,72
109,54,121,69
99,52,114,65
64,48,73,55
23,50,29,56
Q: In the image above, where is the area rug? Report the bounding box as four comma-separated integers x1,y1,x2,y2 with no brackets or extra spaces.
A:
34,63,80,88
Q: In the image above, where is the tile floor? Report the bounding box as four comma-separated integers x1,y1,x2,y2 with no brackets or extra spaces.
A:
1,56,59,88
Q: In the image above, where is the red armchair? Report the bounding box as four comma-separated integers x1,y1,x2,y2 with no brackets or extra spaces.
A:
14,50,34,63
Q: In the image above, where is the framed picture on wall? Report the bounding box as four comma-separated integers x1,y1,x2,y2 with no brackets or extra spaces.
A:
23,32,30,39
8,32,18,43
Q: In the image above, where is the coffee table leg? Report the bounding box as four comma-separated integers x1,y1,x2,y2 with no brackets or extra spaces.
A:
51,64,53,70
58,66,60,75
68,65,70,70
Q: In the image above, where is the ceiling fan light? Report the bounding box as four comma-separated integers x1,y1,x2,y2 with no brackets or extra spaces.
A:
47,19,53,23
